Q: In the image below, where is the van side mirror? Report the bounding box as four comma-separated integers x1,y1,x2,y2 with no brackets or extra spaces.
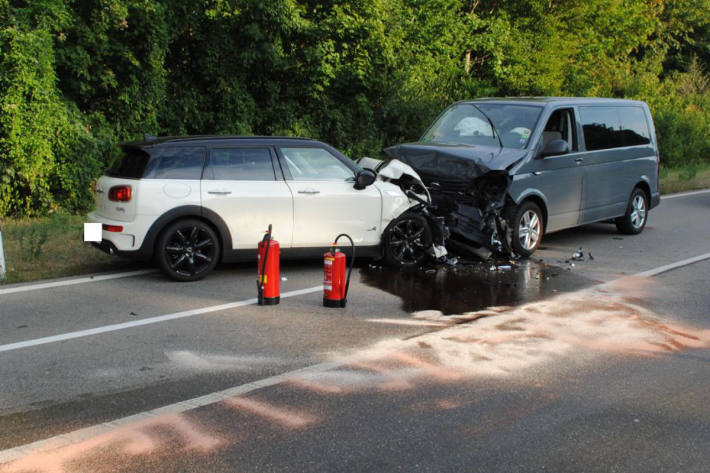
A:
540,139,570,158
354,169,377,190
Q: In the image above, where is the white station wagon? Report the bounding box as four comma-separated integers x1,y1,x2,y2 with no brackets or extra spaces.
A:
88,136,431,281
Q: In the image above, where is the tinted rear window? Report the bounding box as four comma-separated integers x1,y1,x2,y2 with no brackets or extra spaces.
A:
106,148,150,178
580,106,652,151
618,107,651,146
142,147,206,179
205,148,275,180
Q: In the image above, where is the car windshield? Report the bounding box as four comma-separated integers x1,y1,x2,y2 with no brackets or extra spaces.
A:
421,103,543,149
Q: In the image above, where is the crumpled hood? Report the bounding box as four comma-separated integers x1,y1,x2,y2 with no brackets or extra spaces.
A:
383,142,527,180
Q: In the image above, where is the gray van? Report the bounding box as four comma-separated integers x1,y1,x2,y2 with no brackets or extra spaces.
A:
383,97,660,259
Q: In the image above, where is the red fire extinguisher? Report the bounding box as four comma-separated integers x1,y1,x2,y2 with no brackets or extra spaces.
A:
323,234,354,308
257,224,280,305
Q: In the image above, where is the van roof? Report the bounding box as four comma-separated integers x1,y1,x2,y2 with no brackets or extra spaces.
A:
460,97,647,106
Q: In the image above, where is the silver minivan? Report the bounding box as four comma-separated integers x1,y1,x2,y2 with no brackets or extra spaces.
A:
383,97,660,259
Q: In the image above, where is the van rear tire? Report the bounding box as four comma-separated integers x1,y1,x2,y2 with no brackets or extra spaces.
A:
616,188,648,235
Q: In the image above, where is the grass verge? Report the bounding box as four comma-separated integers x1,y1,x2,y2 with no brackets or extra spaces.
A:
660,163,710,194
0,213,143,285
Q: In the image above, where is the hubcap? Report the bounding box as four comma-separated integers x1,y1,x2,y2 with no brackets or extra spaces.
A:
630,195,647,229
518,210,541,251
165,226,215,277
389,218,427,264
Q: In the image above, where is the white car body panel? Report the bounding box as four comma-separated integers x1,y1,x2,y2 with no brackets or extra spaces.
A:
201,180,294,249
287,180,382,246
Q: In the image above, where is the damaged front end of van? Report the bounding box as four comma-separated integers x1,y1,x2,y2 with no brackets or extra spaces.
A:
382,143,524,261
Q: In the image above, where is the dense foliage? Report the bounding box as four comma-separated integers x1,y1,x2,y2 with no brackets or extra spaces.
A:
1,0,709,216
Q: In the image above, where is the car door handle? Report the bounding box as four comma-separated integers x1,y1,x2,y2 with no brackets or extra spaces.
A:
575,158,584,164
207,190,232,195
297,189,320,195
532,171,542,176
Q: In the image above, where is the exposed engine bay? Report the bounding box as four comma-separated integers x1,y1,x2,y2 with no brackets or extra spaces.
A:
359,144,520,263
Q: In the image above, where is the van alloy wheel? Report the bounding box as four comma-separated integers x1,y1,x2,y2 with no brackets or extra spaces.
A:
518,209,541,251
630,194,647,230
616,188,649,235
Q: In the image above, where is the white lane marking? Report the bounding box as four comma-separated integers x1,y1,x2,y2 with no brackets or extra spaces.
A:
0,269,156,296
635,252,710,278
0,361,340,465
662,188,710,200
3,251,710,465
0,286,322,354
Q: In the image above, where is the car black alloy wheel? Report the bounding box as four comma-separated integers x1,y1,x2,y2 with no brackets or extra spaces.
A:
158,219,219,281
384,212,432,267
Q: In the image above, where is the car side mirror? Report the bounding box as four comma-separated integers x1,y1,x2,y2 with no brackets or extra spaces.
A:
353,169,377,190
540,139,570,158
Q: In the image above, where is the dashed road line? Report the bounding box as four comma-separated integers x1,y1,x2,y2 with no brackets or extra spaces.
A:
0,286,322,353
0,269,156,296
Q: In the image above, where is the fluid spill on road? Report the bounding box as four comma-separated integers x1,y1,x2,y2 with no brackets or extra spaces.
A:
361,260,596,314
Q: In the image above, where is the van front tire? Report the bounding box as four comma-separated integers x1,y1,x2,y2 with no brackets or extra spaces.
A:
509,201,543,258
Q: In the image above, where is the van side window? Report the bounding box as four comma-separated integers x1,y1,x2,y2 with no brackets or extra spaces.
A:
205,148,276,181
542,108,577,152
618,107,651,146
142,147,206,179
579,107,625,150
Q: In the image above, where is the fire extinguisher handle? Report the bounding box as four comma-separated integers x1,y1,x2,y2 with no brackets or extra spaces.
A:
332,233,355,301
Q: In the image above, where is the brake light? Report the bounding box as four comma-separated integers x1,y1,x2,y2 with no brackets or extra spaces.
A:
92,180,97,193
102,224,123,232
108,185,132,202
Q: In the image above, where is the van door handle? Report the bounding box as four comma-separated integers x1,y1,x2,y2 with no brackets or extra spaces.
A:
208,190,232,195
532,171,542,176
298,189,320,195
575,158,584,164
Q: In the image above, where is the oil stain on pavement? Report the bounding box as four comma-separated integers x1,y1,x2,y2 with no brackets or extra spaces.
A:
361,259,596,314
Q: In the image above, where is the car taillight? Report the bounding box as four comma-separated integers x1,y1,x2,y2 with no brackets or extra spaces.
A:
108,185,132,202
92,180,98,193
102,224,123,232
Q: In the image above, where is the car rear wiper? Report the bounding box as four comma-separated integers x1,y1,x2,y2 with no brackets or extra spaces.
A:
471,104,503,149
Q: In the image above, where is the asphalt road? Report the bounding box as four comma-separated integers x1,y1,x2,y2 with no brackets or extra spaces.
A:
1,190,709,472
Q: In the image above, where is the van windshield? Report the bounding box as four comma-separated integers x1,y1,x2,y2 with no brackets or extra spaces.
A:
421,103,543,149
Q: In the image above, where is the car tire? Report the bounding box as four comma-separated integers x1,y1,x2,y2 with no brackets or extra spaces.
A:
156,219,220,281
615,187,648,235
508,201,543,258
382,212,433,268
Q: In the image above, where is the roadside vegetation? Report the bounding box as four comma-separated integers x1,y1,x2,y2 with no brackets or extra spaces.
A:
0,214,141,284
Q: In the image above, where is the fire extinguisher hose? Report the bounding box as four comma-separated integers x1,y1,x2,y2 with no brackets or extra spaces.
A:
258,224,272,297
332,233,355,301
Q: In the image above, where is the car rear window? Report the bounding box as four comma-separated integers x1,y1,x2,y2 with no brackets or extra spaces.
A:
106,147,151,178
204,148,276,181
142,147,206,179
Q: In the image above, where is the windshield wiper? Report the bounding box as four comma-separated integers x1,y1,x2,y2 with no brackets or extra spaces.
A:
471,104,504,149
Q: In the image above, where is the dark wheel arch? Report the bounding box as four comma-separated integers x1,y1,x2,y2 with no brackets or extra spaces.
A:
135,206,232,261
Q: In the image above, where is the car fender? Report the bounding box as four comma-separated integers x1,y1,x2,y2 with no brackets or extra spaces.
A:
137,206,233,260
374,181,418,231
